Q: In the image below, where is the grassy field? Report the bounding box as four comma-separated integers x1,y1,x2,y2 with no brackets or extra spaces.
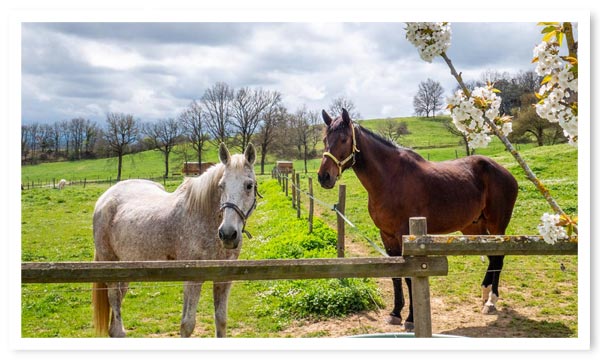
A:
21,116,579,337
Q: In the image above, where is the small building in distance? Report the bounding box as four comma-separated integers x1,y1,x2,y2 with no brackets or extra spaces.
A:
182,162,216,176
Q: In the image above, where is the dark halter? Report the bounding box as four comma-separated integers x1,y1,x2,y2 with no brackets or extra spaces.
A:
219,185,261,239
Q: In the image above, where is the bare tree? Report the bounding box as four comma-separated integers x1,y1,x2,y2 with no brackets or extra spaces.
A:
27,123,39,163
413,78,445,118
328,96,361,120
52,121,62,156
104,112,139,181
83,120,100,157
21,124,31,162
255,104,287,174
68,117,86,160
291,105,315,174
59,120,70,158
37,123,55,156
231,87,281,151
179,100,209,168
443,118,474,156
143,118,183,178
202,82,233,146
376,119,409,144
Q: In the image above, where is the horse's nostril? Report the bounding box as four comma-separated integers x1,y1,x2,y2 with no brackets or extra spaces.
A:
231,230,237,240
218,229,225,240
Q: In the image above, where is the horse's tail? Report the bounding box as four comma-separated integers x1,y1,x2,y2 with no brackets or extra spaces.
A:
92,253,110,337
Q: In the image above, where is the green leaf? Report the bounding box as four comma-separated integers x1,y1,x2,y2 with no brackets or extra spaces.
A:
541,75,553,85
542,30,555,42
537,22,560,26
541,26,555,34
557,32,564,46
561,56,578,65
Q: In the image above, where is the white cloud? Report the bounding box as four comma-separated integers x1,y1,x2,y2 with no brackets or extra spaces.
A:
21,21,550,124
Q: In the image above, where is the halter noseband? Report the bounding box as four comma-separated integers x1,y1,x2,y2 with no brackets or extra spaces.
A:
219,185,261,239
322,122,360,179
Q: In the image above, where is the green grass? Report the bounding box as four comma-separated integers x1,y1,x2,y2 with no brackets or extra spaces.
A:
21,175,382,337
21,116,579,338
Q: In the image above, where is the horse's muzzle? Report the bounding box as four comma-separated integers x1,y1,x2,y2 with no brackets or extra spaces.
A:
317,171,336,189
218,227,240,249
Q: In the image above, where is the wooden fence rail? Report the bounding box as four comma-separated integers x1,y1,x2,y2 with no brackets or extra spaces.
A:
22,257,448,284
22,256,448,338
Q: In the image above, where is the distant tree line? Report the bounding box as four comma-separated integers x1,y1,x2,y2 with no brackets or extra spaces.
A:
22,82,361,179
411,70,568,156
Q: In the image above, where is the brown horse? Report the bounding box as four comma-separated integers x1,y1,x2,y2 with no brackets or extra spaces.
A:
317,109,518,330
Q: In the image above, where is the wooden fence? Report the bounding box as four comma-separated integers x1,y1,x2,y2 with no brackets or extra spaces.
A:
20,215,577,338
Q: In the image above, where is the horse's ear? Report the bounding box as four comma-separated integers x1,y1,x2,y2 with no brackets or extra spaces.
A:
244,143,256,165
322,109,332,126
219,142,231,165
341,108,351,125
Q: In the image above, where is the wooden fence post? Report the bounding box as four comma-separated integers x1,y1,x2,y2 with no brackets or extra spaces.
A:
308,177,314,233
336,184,346,258
291,170,296,208
285,176,288,197
83,178,87,189
296,173,301,219
409,217,433,338
53,178,55,189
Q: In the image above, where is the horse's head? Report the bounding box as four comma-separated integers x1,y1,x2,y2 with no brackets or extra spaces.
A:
217,142,257,249
318,108,359,189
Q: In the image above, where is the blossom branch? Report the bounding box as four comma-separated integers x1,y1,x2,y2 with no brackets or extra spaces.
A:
440,53,576,234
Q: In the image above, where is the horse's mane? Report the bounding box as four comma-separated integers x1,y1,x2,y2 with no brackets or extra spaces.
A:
183,155,249,214
357,124,401,149
356,124,426,161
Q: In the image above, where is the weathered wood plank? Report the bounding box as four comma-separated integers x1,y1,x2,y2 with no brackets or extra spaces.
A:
402,234,578,256
22,257,449,284
409,217,433,338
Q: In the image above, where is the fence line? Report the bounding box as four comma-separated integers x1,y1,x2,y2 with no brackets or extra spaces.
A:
272,168,389,257
21,174,187,190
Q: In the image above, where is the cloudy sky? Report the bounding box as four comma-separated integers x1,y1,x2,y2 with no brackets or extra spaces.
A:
21,22,548,124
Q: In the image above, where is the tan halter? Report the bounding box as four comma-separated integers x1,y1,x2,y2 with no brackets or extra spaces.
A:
322,122,360,179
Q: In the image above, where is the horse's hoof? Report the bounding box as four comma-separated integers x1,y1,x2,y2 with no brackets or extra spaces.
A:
386,315,403,326
482,304,497,314
404,321,415,332
109,329,126,338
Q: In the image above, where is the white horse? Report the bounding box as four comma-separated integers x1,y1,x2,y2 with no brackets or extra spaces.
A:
92,143,257,338
57,179,67,190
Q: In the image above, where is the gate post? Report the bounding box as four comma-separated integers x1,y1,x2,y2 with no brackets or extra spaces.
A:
409,217,433,337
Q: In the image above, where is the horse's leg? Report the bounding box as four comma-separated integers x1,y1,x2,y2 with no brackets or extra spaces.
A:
462,221,504,314
481,255,504,314
213,281,233,338
181,281,203,337
388,277,404,325
404,277,415,332
107,281,128,337
381,230,406,327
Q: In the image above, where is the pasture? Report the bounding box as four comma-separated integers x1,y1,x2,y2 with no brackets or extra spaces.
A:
21,117,579,337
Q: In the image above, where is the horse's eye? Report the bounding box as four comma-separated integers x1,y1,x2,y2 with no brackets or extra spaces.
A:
246,183,253,191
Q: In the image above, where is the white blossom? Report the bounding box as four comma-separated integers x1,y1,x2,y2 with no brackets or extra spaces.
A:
405,22,451,62
537,213,568,244
446,85,512,149
533,40,578,145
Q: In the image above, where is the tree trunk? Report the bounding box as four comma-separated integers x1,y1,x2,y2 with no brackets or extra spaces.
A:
117,152,123,182
164,151,170,179
260,143,267,175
